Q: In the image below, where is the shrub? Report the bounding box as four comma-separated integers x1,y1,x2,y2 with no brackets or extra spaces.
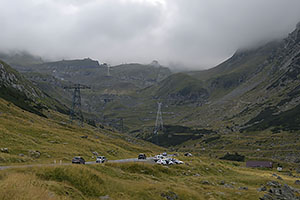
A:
219,152,245,162
37,166,104,197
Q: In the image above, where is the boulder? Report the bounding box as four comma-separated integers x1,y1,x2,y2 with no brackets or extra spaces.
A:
267,181,281,187
260,182,300,200
277,176,283,180
219,180,225,185
239,186,248,190
0,148,9,153
257,186,267,192
201,180,210,185
161,191,178,200
28,150,41,158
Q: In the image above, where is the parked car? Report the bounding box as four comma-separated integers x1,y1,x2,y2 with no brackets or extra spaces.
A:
162,152,167,156
165,158,174,165
96,156,107,163
174,160,184,164
138,153,147,159
172,158,184,164
154,154,164,161
184,152,193,157
156,159,167,165
72,156,85,164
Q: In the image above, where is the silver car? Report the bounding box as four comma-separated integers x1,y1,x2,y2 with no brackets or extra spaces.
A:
96,156,107,163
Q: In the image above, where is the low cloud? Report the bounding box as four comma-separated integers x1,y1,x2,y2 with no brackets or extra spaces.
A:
1,0,300,69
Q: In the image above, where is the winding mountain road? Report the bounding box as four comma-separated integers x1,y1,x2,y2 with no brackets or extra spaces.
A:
0,157,155,171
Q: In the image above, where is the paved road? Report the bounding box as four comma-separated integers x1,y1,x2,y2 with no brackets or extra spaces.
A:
0,157,154,171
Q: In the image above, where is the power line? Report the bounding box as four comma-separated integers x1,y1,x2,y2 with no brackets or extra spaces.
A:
154,102,163,145
64,84,91,126
119,117,124,133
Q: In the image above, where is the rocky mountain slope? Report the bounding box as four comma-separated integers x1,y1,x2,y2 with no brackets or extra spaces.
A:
0,60,68,116
10,58,172,92
177,22,300,132
169,22,300,163
142,73,209,105
2,56,172,129
113,22,300,147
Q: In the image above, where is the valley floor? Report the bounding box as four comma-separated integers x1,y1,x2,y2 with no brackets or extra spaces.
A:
1,155,300,200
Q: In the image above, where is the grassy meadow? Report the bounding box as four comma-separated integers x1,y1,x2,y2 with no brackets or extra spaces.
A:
0,98,162,165
1,156,300,199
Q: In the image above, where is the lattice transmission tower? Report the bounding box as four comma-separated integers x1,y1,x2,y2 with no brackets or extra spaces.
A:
103,63,111,77
64,84,91,126
119,117,124,133
154,102,163,145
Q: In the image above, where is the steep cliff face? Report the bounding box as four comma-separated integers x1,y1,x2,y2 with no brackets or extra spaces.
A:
0,60,68,116
0,60,45,115
240,24,300,132
0,60,40,98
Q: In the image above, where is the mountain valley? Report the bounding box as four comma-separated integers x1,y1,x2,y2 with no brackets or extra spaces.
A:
1,16,300,200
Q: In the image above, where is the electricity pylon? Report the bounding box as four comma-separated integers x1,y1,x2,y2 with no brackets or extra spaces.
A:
119,117,124,133
103,63,111,77
154,102,163,145
64,84,91,126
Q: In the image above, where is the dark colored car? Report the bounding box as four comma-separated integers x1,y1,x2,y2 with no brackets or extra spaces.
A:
138,153,146,159
72,156,85,164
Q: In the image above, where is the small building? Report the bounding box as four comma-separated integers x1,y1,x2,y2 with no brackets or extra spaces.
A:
246,161,273,168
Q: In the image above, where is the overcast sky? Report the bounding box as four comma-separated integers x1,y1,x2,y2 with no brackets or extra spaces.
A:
1,0,300,70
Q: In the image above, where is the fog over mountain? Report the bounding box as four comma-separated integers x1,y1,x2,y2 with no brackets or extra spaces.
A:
1,0,300,69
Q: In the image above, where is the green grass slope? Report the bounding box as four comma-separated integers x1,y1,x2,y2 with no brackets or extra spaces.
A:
1,154,300,199
0,97,162,165
140,73,209,105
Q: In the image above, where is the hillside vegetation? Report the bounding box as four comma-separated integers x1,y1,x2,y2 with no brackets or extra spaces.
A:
2,153,300,199
0,97,162,165
1,96,300,200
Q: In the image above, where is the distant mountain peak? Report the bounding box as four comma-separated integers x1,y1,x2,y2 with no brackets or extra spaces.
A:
297,21,300,29
46,58,100,69
0,51,43,66
150,60,161,67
